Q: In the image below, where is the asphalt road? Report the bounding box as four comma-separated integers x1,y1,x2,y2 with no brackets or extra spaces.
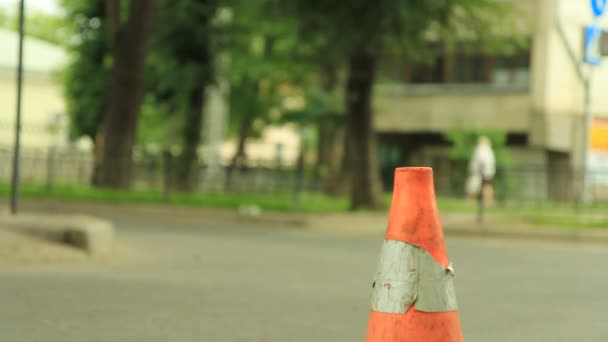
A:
0,216,607,341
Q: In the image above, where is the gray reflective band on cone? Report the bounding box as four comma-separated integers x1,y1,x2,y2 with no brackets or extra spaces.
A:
370,240,458,313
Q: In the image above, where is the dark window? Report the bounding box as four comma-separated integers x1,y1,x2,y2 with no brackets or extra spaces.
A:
471,55,486,82
431,56,444,83
409,56,444,84
451,54,489,83
379,43,531,87
506,133,528,146
452,55,467,83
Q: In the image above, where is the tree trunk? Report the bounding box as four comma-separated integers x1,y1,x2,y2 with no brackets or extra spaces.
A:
314,64,338,178
232,115,253,168
345,51,385,210
315,119,333,177
96,0,155,189
315,63,348,196
91,136,103,186
321,127,348,196
293,129,306,210
162,149,173,202
174,81,206,192
224,114,253,191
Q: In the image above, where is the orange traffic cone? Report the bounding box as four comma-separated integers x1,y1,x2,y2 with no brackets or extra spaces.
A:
366,167,463,342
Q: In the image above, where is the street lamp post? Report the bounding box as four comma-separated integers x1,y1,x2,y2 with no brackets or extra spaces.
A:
10,0,25,215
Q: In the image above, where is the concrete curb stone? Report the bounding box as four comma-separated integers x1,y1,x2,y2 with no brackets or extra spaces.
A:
0,213,115,257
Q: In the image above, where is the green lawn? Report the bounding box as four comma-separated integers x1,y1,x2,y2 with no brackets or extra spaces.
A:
520,214,608,229
0,182,477,213
0,183,349,213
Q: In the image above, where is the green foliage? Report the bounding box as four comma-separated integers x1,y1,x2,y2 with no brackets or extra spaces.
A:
224,0,312,139
137,94,180,150
0,6,67,45
150,0,216,82
23,11,68,45
0,7,8,27
280,86,344,142
61,0,109,141
143,0,218,151
445,130,513,200
290,0,526,61
62,0,219,152
442,1,529,55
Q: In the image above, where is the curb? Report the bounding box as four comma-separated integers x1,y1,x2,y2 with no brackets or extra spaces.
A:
444,225,608,244
235,213,308,227
3,198,309,229
4,198,607,244
0,213,115,257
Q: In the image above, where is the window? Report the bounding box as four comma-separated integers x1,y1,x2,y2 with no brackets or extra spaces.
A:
471,55,486,83
379,45,531,87
493,52,530,87
408,56,444,83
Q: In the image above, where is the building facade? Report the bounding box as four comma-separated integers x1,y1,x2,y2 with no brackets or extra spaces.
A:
0,29,68,150
374,0,608,200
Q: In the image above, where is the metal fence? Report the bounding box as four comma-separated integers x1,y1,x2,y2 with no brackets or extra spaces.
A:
1,146,608,205
432,165,608,205
0,146,320,195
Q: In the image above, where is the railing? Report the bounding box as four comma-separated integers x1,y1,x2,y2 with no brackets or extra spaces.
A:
0,146,320,195
432,165,608,205
1,146,608,206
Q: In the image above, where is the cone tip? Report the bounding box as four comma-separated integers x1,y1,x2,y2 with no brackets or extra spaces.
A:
395,167,432,173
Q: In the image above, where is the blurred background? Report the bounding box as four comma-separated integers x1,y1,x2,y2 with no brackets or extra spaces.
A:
0,0,607,341
0,0,607,216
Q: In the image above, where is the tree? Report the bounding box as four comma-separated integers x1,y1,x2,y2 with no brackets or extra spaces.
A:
62,0,109,147
8,1,106,150
145,0,218,191
223,0,306,189
292,26,347,196
95,0,156,189
284,85,346,195
291,0,523,210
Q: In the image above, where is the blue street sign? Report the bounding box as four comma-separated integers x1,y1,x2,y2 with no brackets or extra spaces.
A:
584,25,603,65
591,0,608,17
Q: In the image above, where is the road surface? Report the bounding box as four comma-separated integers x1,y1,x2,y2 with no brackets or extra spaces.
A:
0,215,606,341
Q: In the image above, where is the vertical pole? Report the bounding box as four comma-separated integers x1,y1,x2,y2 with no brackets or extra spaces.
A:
162,150,172,202
293,127,305,211
10,0,25,215
46,146,55,193
555,0,596,209
476,172,484,225
579,74,593,207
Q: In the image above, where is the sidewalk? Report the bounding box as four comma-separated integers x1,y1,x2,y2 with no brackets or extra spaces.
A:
3,198,608,244
307,211,608,243
439,212,608,244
